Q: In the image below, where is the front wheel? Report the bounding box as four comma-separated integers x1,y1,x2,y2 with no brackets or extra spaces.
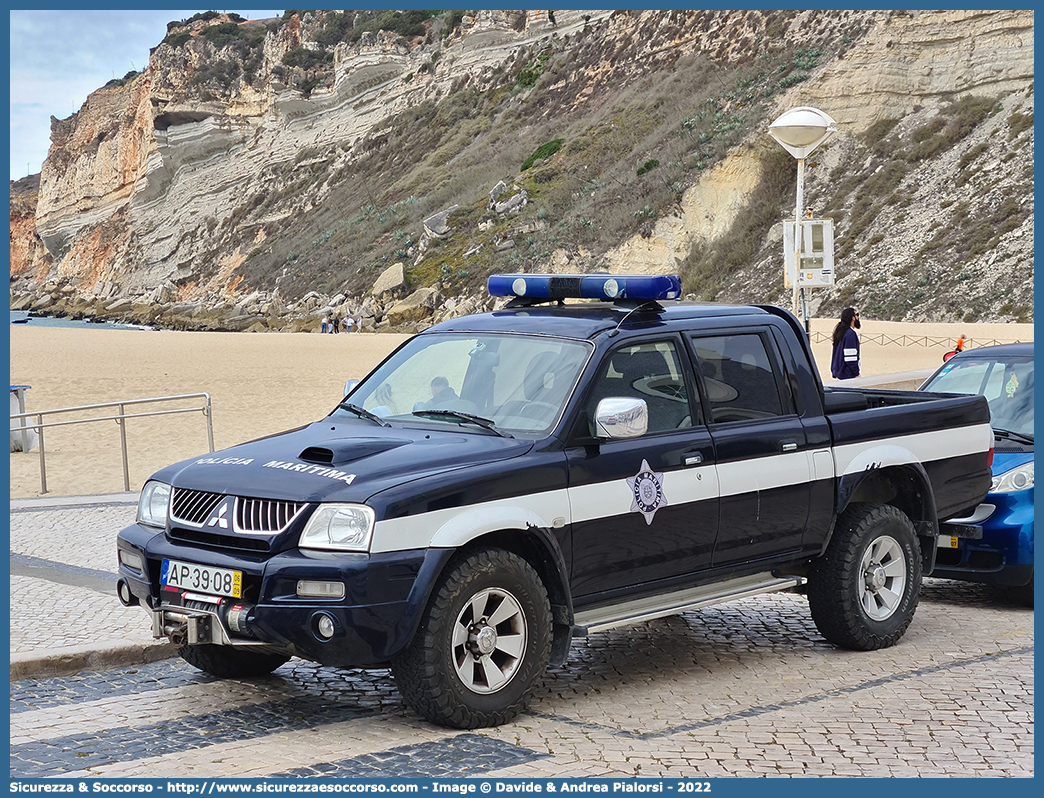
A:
808,503,922,651
391,548,552,729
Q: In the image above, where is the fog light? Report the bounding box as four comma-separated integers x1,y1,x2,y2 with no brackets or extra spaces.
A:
119,549,144,574
316,613,336,640
116,579,139,607
297,580,345,599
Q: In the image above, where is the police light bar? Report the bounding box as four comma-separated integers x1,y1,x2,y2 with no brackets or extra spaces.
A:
488,274,682,302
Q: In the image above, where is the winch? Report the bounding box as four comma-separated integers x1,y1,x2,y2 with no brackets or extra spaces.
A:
154,593,257,646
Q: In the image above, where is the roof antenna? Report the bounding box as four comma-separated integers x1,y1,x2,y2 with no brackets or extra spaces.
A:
608,300,662,337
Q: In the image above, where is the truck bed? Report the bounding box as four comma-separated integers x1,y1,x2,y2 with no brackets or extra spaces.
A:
823,386,992,520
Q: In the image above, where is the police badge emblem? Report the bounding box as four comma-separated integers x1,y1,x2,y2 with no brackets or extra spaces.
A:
627,458,668,525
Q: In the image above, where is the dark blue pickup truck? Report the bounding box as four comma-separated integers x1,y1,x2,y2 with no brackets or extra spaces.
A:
117,274,993,728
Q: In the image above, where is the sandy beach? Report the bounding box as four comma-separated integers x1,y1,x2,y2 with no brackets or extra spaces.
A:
9,317,1032,498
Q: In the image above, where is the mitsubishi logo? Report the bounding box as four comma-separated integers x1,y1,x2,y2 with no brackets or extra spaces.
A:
207,501,230,529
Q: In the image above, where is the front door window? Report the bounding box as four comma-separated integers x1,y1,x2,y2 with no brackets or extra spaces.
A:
584,340,695,433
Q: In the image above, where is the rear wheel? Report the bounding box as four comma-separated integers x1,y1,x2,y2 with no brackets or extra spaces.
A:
179,644,290,678
808,503,922,651
391,548,551,729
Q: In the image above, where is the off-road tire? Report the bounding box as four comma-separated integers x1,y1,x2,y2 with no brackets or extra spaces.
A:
391,548,552,729
179,644,290,678
808,502,922,651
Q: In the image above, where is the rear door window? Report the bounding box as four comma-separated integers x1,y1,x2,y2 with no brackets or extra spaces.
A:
689,333,788,423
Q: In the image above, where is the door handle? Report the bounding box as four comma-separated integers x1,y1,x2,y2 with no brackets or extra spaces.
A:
683,452,703,466
780,440,798,452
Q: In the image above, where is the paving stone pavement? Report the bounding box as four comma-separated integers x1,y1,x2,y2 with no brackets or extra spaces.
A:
8,495,1034,778
9,495,175,678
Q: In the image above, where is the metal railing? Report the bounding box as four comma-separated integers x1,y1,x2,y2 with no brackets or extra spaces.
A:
808,332,1030,348
10,393,214,494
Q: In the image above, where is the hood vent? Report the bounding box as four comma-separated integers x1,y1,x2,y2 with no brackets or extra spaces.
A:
300,446,335,465
298,437,410,466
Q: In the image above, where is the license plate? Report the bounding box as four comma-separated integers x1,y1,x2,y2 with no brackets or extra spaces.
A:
939,536,959,549
161,559,242,598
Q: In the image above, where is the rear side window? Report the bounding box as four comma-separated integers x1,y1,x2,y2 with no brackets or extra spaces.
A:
690,334,785,423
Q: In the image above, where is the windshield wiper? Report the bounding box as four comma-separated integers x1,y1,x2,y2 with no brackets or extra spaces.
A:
993,426,1034,445
411,409,513,438
337,402,390,427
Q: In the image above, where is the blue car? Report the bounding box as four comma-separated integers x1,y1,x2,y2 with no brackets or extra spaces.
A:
920,343,1034,606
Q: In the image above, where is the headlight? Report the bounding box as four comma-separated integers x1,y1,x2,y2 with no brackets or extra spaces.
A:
299,504,375,552
991,461,1034,493
137,481,171,528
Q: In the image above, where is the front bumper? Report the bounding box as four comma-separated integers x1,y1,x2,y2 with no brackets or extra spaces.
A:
117,522,453,667
934,490,1034,586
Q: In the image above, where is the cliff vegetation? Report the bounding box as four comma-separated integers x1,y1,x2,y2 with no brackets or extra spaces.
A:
9,9,1034,332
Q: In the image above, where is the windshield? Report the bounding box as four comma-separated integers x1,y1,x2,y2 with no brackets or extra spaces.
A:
923,355,1034,439
337,333,592,436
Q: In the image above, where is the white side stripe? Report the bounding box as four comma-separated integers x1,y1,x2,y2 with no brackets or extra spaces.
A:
834,423,992,476
569,465,718,524
716,450,814,497
370,425,991,554
371,489,570,553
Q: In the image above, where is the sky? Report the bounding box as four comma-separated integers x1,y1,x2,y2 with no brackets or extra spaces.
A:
9,10,283,179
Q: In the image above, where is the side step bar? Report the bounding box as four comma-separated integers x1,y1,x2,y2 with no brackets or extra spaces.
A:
571,572,804,636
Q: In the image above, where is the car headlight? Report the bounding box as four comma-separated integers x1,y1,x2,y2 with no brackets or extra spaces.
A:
991,461,1034,493
299,504,376,552
137,481,171,528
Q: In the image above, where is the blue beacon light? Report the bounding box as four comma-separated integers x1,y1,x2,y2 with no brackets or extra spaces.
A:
487,274,681,302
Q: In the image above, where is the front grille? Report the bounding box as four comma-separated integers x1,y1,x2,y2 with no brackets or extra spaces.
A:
168,488,311,553
171,489,307,535
968,549,1004,570
169,526,273,552
935,547,962,566
935,547,1004,571
171,488,223,525
236,498,308,534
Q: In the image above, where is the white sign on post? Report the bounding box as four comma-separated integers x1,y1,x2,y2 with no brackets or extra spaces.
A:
783,219,835,287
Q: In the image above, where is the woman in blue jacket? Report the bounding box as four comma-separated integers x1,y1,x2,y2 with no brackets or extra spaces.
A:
830,307,861,379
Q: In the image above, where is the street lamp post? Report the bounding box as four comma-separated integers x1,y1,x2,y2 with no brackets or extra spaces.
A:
768,107,837,330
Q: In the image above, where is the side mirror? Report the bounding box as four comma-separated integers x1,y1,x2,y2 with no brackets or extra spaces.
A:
595,397,648,439
344,379,360,397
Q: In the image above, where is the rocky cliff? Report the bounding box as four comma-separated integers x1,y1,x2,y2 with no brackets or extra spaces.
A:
9,9,1034,331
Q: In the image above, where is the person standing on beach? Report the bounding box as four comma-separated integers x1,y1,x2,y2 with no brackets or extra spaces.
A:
344,316,354,334
332,316,340,334
830,307,861,380
321,316,329,334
